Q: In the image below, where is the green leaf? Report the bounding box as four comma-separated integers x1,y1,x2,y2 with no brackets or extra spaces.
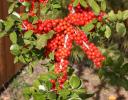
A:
9,31,17,44
47,92,57,99
0,31,7,38
0,20,4,32
49,52,54,60
33,93,46,100
108,10,117,21
59,89,71,97
23,87,31,95
33,80,41,88
105,25,111,38
73,0,79,7
10,44,20,55
123,10,128,20
14,56,19,64
22,1,30,7
69,97,82,100
21,13,29,20
36,34,48,49
18,55,26,63
0,22,3,31
69,75,81,89
24,30,33,39
63,81,70,89
79,93,94,99
22,2,31,12
11,12,21,19
116,23,126,37
96,22,101,29
70,93,80,98
52,4,61,9
79,0,87,8
45,81,52,91
117,10,123,21
39,74,50,82
87,0,100,15
24,39,32,45
8,2,16,14
74,89,86,94
101,0,106,11
82,23,95,33
48,72,57,79
4,17,14,32
36,31,54,49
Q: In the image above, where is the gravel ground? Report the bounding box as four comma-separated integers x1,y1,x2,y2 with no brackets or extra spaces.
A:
80,67,128,100
0,64,128,100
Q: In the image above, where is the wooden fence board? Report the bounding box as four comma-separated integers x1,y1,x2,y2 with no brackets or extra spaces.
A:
0,0,23,87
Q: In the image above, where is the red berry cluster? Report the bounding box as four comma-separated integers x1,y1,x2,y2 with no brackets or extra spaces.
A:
74,30,105,67
19,0,48,3
22,20,34,30
67,3,105,23
21,1,106,90
46,21,75,89
19,0,48,16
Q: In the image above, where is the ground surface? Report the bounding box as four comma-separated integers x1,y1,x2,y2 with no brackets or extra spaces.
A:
0,64,128,100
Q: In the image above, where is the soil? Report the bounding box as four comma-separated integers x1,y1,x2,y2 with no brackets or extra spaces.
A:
0,64,128,100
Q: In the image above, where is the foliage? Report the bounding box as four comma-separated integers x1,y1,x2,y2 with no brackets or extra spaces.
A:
0,0,128,99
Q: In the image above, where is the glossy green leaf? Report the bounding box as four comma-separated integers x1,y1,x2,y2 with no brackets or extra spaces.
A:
18,55,26,63
9,31,17,44
59,89,71,97
101,0,106,11
82,23,95,33
108,10,117,21
69,75,81,89
63,81,70,89
69,97,82,100
10,44,20,55
22,1,30,7
21,13,29,20
36,34,48,49
52,4,61,9
4,17,14,32
87,0,100,15
74,89,86,94
23,87,31,95
80,0,87,8
73,0,79,7
116,23,126,37
123,10,128,20
11,12,21,19
117,10,123,20
45,81,52,91
36,31,54,49
14,56,19,64
24,30,33,39
0,20,3,31
0,31,7,38
96,22,102,29
33,93,46,100
47,92,57,99
33,80,41,88
8,2,16,14
49,52,54,60
105,25,111,38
